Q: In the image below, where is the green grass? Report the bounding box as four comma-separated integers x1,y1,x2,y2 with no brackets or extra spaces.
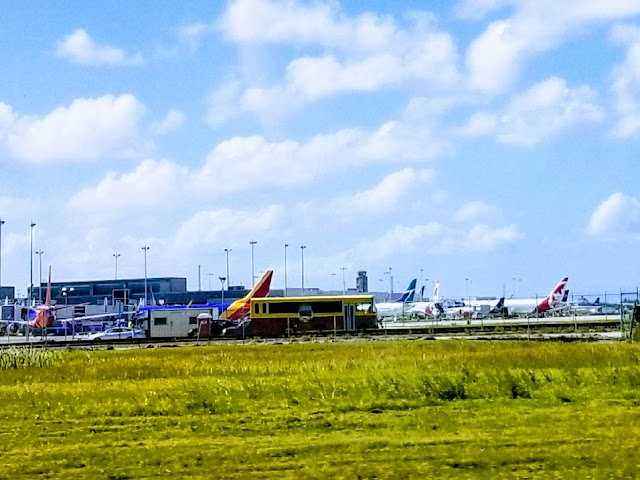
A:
1,340,639,478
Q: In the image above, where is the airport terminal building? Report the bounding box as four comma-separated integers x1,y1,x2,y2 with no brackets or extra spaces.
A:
23,277,255,307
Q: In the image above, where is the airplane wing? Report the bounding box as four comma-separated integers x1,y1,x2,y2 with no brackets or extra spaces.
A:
57,312,134,322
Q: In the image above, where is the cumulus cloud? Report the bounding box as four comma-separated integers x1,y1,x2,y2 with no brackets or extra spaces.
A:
465,1,640,93
353,220,522,260
64,113,442,224
55,29,143,66
150,109,185,135
462,223,522,250
610,24,640,137
212,0,460,122
454,0,514,21
461,76,603,145
221,0,393,51
0,94,147,163
355,223,446,260
294,168,435,227
173,205,284,250
200,120,443,193
587,192,640,236
454,201,499,222
67,158,191,222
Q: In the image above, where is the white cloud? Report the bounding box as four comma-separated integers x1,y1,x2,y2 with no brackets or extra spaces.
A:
355,223,446,260
454,201,498,222
213,0,460,122
343,168,434,213
55,29,143,66
178,21,215,53
67,158,191,222
221,0,388,51
150,109,185,135
64,114,442,225
295,168,435,227
200,120,443,192
353,220,522,260
610,24,640,137
207,80,243,127
0,94,148,164
461,77,603,145
173,205,284,250
68,167,436,273
454,0,514,21
587,192,640,236
462,223,522,250
465,1,640,93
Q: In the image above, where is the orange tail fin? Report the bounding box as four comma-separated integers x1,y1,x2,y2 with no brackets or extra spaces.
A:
222,270,273,320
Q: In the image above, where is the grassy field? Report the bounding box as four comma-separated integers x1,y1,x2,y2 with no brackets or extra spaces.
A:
1,339,639,479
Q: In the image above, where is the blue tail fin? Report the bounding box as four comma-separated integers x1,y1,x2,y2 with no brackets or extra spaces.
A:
397,279,417,303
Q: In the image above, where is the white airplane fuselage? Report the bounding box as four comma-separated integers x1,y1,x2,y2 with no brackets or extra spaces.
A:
376,302,410,318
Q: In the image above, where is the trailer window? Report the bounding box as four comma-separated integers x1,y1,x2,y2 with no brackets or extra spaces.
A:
154,317,167,326
189,317,197,325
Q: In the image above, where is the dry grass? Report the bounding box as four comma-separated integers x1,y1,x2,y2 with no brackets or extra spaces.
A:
1,340,639,478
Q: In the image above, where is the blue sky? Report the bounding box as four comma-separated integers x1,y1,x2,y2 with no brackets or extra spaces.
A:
1,0,640,300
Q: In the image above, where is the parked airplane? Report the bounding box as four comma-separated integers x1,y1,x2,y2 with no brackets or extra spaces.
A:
221,269,274,320
569,296,625,315
443,296,506,319
0,267,131,335
376,279,417,319
503,276,569,315
407,281,444,318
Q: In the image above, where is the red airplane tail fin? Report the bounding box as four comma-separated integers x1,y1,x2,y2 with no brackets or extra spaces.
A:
45,266,52,306
222,270,273,320
535,276,569,313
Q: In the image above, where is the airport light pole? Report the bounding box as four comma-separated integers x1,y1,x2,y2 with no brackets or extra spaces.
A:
340,267,347,295
62,286,74,337
389,267,393,295
250,240,257,285
284,243,289,296
142,246,150,305
62,286,74,306
0,218,4,288
300,245,306,295
113,252,121,280
384,270,391,300
29,222,36,302
219,277,226,315
511,277,521,299
207,273,214,290
224,248,231,289
465,278,471,308
331,273,336,291
35,250,44,303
